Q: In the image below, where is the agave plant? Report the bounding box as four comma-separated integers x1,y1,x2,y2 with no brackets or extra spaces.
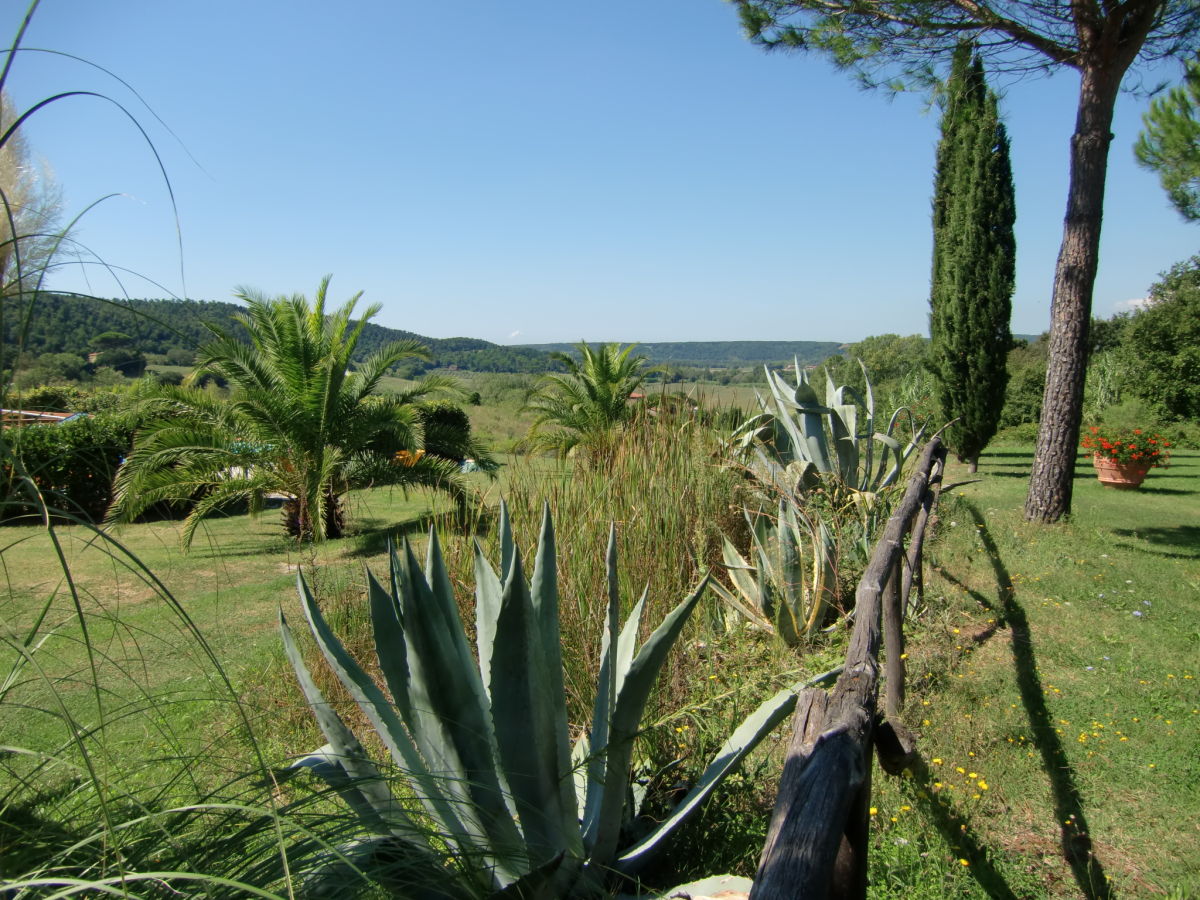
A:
280,503,817,897
719,362,924,637
730,360,924,497
710,501,837,646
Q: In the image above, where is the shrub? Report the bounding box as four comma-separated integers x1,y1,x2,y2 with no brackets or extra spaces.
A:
3,414,135,523
1117,255,1200,421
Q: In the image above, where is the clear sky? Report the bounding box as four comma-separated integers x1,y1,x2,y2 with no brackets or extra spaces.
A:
10,0,1197,345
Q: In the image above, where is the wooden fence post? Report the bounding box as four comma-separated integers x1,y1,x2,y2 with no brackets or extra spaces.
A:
749,438,946,900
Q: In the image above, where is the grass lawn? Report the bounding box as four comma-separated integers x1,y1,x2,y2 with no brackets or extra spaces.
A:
867,446,1199,898
0,483,464,803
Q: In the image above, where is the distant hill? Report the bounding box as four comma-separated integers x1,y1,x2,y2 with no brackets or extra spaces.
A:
516,340,845,368
6,294,553,375
7,295,863,376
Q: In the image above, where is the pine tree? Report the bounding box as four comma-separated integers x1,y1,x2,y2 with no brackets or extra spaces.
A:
1135,55,1200,221
928,46,1015,473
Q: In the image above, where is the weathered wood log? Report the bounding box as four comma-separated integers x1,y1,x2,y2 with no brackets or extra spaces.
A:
750,438,945,900
874,715,919,777
882,559,904,719
902,454,943,616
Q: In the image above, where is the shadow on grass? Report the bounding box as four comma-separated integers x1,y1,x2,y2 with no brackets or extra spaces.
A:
986,468,1100,480
1111,524,1200,559
905,757,1021,899
345,514,439,558
344,507,491,559
959,500,1113,900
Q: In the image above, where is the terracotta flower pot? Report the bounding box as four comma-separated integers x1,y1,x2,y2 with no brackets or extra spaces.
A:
1092,453,1152,490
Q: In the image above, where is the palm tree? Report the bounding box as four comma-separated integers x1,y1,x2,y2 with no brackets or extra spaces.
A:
108,276,473,545
522,341,651,465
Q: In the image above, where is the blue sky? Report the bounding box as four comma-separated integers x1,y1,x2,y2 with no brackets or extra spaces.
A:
10,0,1197,344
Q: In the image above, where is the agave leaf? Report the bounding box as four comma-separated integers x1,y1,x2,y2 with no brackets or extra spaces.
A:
614,681,795,873
745,512,777,621
856,359,876,487
708,577,772,632
614,586,647,699
474,537,504,696
780,369,834,473
720,537,762,614
279,615,402,837
367,568,412,723
829,399,860,487
590,574,709,868
294,570,488,876
498,498,516,580
486,851,574,900
528,504,582,845
476,501,517,694
801,518,837,635
490,543,580,865
763,369,807,468
772,506,804,647
391,539,524,870
570,732,591,820
581,525,622,849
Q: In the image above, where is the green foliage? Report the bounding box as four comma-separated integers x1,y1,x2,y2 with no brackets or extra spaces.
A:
710,501,837,645
732,363,923,497
1135,54,1200,220
88,330,132,350
820,334,930,396
728,364,923,588
1116,256,1200,420
282,505,808,896
928,45,1015,467
416,402,498,471
3,414,135,522
13,383,85,411
92,346,146,377
108,276,474,545
998,336,1047,428
523,341,653,464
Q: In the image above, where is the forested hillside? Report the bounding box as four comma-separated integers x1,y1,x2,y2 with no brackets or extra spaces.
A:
520,340,844,367
7,296,855,375
6,294,553,374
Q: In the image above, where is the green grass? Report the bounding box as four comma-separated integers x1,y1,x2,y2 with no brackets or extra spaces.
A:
0,485,456,788
866,445,1199,898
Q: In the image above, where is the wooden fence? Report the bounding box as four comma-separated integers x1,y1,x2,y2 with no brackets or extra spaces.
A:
750,437,947,899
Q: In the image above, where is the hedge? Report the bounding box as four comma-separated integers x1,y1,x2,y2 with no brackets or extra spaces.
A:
2,414,135,524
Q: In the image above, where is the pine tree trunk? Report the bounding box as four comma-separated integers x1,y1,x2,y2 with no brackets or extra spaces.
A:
1024,65,1122,524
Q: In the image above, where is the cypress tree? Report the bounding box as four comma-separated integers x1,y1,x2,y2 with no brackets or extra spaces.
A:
929,46,1016,473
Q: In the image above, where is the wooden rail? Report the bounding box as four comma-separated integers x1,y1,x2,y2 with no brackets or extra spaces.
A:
750,437,947,900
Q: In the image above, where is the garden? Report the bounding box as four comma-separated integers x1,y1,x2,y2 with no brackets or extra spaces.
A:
4,1,1200,895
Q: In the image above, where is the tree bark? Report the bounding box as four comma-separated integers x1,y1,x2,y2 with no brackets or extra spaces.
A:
1024,63,1123,523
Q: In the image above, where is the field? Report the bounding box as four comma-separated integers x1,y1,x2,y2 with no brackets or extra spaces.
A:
1,429,1196,896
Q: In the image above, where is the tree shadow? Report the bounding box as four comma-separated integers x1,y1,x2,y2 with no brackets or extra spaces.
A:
958,501,1113,899
905,757,1022,899
1133,485,1197,496
1110,524,1200,559
343,507,492,559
